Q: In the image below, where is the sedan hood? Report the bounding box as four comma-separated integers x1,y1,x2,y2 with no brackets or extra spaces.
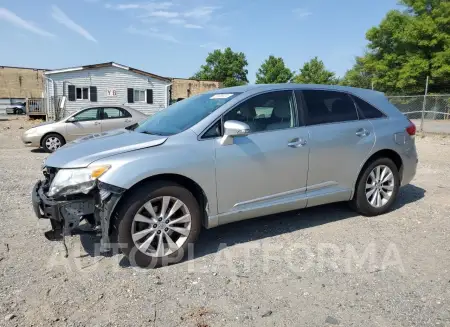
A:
29,121,56,129
45,129,167,168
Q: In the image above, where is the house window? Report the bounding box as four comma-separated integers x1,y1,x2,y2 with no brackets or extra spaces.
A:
76,87,89,100
134,89,146,102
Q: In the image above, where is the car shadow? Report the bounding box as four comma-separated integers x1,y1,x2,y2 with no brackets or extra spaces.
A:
78,184,425,267
30,148,46,153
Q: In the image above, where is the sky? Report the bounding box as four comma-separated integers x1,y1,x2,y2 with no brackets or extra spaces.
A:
0,0,400,82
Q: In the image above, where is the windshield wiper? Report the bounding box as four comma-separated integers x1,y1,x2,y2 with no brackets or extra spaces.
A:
140,131,167,136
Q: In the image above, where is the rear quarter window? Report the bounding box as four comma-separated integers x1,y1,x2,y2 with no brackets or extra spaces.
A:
353,96,386,119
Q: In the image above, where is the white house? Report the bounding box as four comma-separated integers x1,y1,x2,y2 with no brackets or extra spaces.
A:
44,62,172,118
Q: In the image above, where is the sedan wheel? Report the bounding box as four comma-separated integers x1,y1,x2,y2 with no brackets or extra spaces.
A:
131,196,192,257
42,134,65,153
45,137,62,152
365,165,395,208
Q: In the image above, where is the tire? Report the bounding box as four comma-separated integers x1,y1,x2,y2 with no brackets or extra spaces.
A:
113,181,202,268
351,157,400,216
42,133,65,153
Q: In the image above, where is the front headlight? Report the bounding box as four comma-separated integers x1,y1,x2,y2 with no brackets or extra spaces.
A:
47,165,110,197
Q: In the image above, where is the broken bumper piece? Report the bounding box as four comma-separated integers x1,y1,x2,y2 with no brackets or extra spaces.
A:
32,180,124,253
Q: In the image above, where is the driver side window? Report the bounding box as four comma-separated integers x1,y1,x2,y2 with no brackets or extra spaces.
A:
73,108,100,122
223,91,296,133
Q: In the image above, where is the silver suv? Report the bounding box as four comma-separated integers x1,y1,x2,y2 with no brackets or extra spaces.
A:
32,84,418,268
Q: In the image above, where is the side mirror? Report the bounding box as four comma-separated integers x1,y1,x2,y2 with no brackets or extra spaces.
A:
224,120,250,137
221,120,250,145
66,117,75,123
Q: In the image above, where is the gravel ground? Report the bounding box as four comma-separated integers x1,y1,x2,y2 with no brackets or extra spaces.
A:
0,116,449,327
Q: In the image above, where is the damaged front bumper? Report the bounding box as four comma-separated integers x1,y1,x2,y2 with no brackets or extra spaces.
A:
32,179,124,254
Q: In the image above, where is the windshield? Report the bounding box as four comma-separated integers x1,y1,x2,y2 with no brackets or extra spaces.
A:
135,92,240,136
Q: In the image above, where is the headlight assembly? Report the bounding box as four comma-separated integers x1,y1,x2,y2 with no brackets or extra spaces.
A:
47,165,110,197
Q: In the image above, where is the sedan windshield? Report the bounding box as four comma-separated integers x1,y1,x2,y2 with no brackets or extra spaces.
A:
135,92,240,136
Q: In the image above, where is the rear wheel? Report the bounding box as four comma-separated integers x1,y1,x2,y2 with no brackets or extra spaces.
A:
114,182,201,268
351,157,400,216
42,133,65,153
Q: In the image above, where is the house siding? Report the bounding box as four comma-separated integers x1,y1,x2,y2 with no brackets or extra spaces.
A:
47,66,170,117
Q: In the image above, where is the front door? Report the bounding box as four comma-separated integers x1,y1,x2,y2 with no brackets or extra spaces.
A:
65,107,102,140
100,107,133,132
299,89,375,203
214,90,310,219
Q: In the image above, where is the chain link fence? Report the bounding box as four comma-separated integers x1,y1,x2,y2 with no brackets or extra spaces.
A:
387,95,450,133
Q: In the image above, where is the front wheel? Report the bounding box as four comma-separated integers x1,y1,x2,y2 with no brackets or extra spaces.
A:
351,158,400,216
114,182,201,268
42,133,65,153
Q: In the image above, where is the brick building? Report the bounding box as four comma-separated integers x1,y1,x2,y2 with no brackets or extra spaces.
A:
0,66,46,99
170,78,222,102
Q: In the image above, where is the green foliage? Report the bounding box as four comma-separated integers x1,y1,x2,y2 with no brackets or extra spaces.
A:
349,0,450,94
192,47,249,87
340,56,373,89
293,57,338,85
255,55,294,84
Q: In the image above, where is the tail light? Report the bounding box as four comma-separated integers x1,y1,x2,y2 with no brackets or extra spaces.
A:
406,120,416,136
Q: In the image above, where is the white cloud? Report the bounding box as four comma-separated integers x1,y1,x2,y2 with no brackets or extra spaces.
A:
51,5,97,43
293,8,312,19
184,23,202,29
168,18,185,24
106,2,173,11
148,10,179,18
0,7,54,37
126,25,179,43
200,42,224,50
183,6,217,21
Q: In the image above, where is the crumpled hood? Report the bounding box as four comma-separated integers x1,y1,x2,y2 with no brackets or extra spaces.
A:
44,129,167,168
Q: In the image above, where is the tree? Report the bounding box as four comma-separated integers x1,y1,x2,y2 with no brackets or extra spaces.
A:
192,47,249,87
255,55,293,84
293,57,338,85
361,0,450,94
340,56,373,89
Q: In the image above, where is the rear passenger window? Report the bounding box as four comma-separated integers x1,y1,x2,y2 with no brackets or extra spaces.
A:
303,90,358,126
353,96,385,119
103,107,131,119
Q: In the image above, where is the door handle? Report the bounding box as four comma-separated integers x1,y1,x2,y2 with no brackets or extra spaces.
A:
94,122,101,125
125,119,132,123
356,128,370,137
288,137,307,148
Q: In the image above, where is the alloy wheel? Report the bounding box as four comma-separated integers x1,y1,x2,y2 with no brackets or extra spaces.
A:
131,196,191,257
365,165,395,208
45,137,62,151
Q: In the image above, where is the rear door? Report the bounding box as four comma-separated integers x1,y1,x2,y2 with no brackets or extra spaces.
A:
65,107,102,140
299,89,375,204
100,107,133,132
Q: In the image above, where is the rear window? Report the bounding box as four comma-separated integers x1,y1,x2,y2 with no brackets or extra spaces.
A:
302,90,358,125
353,96,385,119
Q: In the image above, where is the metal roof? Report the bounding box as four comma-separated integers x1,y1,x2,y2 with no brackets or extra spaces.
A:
44,62,171,82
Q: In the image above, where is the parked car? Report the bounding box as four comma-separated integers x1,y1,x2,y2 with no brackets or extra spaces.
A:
22,105,147,152
31,84,418,268
6,102,26,115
